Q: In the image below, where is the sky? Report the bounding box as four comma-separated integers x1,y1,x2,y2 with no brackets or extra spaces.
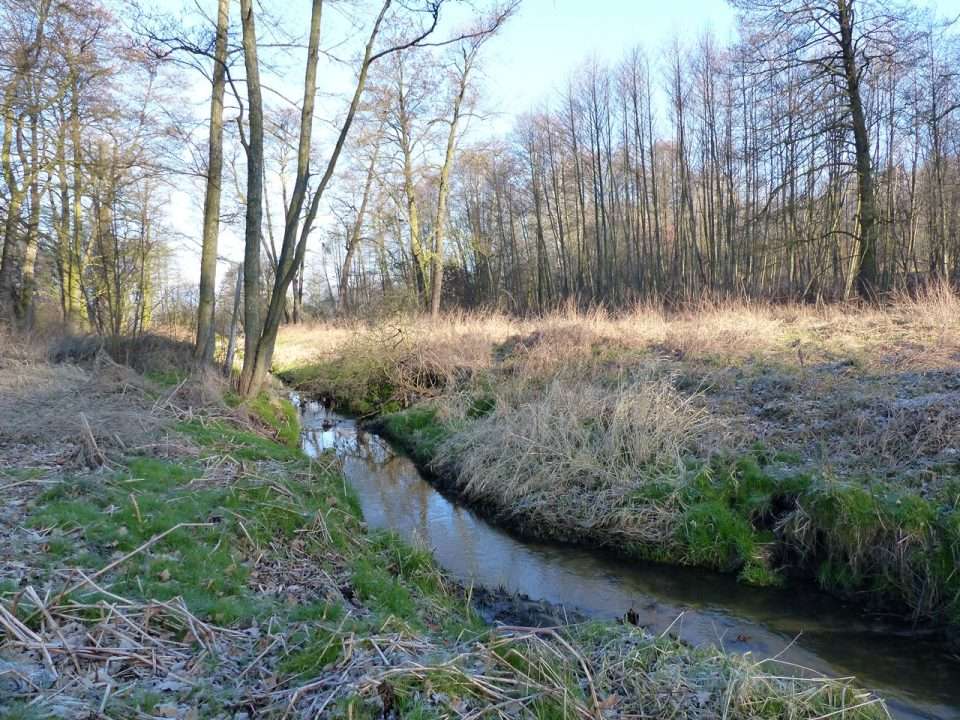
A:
157,0,959,286
479,0,735,130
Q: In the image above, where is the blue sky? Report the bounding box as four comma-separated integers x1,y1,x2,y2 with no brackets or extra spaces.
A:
479,0,735,127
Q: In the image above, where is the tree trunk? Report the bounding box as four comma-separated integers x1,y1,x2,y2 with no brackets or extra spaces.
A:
838,0,879,299
339,140,380,312
430,47,473,318
224,263,243,376
237,0,265,396
195,0,230,362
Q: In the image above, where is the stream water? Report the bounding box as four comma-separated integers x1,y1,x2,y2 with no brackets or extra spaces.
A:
298,399,960,720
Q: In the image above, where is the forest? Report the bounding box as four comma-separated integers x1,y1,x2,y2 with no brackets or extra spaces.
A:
1,0,960,718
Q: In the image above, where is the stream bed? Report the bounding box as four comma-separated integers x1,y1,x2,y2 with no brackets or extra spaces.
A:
299,399,960,720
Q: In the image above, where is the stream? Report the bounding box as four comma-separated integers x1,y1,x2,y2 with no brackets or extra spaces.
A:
298,399,960,720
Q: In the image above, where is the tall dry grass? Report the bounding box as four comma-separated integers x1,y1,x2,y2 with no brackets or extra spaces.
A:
431,375,713,542
276,284,960,480
277,283,960,387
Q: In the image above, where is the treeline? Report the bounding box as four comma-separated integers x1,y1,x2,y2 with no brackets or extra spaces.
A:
332,1,960,312
0,0,177,332
4,0,960,388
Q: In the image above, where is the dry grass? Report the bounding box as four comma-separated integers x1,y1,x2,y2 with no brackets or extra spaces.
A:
0,325,901,718
352,625,888,720
0,331,162,468
276,288,960,622
278,285,960,483
276,284,960,381
436,377,711,533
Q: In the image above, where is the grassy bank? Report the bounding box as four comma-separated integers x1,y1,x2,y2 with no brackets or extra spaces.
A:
0,330,889,718
275,291,960,630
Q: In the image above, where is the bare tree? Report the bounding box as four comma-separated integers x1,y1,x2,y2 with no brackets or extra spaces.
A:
733,0,907,298
237,0,517,396
195,0,230,361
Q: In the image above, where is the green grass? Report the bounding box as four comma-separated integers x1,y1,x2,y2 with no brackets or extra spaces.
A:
380,407,452,466
7,357,900,719
176,418,302,462
19,394,490,695
280,622,352,676
248,392,301,448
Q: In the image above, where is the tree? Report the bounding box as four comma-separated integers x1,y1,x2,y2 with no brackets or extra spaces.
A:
733,0,905,298
337,119,384,312
236,0,516,396
195,0,230,361
0,0,54,323
429,38,482,317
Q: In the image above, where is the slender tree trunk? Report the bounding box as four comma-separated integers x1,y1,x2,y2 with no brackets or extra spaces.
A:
224,263,243,376
237,0,265,395
195,0,230,361
339,141,381,312
838,0,879,298
430,48,473,318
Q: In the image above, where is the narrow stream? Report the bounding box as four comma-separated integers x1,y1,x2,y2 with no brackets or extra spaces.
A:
299,400,960,720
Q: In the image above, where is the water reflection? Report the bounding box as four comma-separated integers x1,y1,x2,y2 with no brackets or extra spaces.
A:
300,403,960,720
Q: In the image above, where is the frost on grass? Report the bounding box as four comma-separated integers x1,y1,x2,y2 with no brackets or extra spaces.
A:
435,376,712,539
